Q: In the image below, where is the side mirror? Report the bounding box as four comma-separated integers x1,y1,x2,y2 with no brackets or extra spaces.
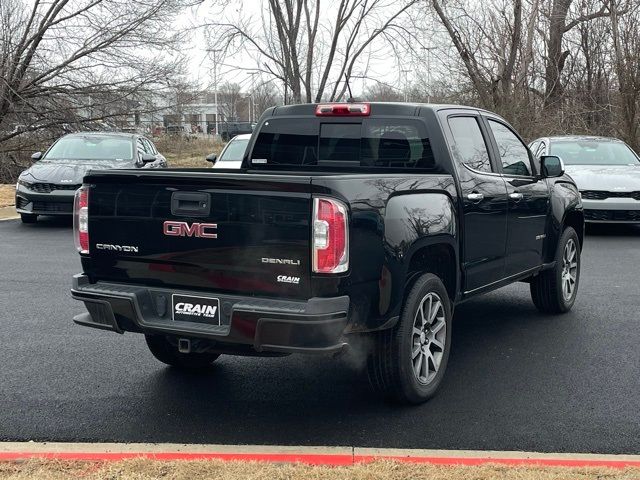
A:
31,152,42,161
140,153,156,164
540,155,564,178
205,153,217,164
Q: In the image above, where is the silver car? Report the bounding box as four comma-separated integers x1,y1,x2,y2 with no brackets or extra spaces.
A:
530,136,640,223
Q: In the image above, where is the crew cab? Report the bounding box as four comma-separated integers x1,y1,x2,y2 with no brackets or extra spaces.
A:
71,103,584,404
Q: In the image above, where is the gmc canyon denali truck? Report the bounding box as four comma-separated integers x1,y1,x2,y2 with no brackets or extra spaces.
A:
71,103,584,404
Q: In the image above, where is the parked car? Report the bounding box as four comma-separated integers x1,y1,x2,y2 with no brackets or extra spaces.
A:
71,103,583,404
206,134,251,169
212,121,255,141
530,136,640,223
15,132,166,223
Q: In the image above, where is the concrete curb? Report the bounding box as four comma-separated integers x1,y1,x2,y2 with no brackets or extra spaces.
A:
1,443,639,468
0,205,18,220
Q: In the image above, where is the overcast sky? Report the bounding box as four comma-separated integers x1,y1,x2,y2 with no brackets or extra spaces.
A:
179,0,451,96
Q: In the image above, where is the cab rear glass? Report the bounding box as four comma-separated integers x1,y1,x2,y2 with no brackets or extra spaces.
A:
250,118,437,171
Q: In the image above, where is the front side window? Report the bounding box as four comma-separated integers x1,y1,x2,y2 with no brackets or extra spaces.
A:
44,136,133,161
448,116,492,173
488,120,532,176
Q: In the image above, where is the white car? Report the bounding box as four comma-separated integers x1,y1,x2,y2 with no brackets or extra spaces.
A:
530,136,640,223
206,134,251,169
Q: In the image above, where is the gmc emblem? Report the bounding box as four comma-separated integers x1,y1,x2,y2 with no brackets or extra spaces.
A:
163,221,218,238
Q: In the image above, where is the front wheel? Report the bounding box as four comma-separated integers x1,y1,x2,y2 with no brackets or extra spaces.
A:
530,226,581,313
367,273,452,404
20,213,37,223
145,335,220,369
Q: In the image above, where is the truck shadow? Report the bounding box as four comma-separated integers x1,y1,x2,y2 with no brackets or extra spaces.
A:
127,285,585,449
16,215,72,228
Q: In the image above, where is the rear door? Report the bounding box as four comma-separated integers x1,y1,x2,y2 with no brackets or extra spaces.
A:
87,172,313,298
443,112,508,292
484,117,549,276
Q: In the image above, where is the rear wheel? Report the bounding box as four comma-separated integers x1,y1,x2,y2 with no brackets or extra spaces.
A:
145,334,220,369
367,273,452,404
20,213,37,223
530,226,580,313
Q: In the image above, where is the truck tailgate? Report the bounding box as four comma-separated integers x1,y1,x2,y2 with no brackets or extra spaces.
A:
84,171,312,298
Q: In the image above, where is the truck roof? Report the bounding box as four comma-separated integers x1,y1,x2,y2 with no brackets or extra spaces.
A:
268,102,487,117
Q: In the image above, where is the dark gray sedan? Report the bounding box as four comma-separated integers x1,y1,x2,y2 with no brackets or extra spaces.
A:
15,132,166,223
530,136,640,223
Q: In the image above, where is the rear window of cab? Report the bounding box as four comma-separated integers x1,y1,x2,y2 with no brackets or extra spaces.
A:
250,118,437,171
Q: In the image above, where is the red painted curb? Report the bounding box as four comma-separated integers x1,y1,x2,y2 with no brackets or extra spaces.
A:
1,451,639,469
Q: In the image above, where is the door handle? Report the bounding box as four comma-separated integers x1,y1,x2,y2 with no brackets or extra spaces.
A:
467,193,484,203
509,192,524,202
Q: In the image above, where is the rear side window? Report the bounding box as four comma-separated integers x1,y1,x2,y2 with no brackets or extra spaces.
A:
250,118,435,170
448,116,492,172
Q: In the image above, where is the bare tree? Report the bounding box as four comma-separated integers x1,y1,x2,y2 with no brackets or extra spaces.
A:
0,0,192,153
217,82,243,121
431,0,524,111
210,0,421,104
609,0,640,150
541,0,612,111
364,82,403,101
252,81,280,119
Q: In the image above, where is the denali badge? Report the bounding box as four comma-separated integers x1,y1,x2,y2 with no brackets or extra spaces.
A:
277,275,300,284
163,221,217,238
262,257,301,265
96,243,139,253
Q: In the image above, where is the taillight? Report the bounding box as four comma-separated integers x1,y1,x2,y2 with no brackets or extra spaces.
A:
73,186,89,253
313,197,349,273
315,103,370,116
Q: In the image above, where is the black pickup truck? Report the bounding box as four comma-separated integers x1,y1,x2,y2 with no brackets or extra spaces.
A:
71,102,584,404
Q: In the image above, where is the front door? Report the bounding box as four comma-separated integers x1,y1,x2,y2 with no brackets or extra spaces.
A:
485,118,549,276
444,114,509,292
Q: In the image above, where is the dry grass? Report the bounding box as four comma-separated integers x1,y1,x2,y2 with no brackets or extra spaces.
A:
0,184,15,207
154,136,226,168
0,459,639,480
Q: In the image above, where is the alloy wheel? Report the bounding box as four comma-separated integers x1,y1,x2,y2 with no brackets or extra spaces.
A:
561,238,578,301
411,292,447,385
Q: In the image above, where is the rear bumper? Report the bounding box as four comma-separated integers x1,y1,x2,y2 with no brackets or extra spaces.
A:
15,185,75,216
71,274,350,355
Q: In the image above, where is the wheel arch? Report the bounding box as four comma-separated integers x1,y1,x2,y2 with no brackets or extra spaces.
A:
404,237,459,305
563,209,585,249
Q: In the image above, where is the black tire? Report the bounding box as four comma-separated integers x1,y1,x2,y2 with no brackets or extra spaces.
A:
530,226,580,314
20,213,37,223
145,334,220,369
367,273,452,404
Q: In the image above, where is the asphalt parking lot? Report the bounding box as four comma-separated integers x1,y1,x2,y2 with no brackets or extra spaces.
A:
0,217,639,454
